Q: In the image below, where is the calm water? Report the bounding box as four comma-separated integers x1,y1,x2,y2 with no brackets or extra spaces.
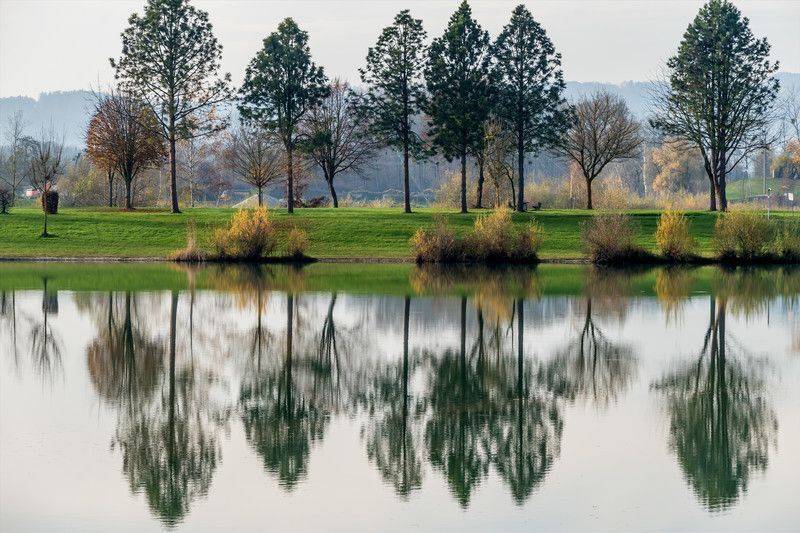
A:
1,264,798,532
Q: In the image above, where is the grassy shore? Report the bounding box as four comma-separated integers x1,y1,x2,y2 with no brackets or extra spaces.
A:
1,206,797,260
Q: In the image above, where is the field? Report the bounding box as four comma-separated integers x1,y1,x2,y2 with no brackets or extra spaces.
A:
1,206,798,261
727,177,800,201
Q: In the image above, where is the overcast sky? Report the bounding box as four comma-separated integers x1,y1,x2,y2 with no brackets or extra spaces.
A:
1,0,798,98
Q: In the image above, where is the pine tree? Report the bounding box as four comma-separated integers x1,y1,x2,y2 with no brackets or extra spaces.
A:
651,0,779,211
111,0,231,214
425,1,494,214
239,18,328,213
494,4,570,212
359,10,427,213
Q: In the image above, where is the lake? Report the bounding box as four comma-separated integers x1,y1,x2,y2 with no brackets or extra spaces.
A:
1,263,798,532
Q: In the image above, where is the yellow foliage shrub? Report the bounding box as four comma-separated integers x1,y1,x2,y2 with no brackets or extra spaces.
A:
655,211,696,260
286,227,309,258
714,210,773,260
582,214,650,264
211,207,276,260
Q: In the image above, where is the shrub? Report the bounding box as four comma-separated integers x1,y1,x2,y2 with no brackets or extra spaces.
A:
655,211,696,260
169,219,206,262
411,210,543,263
211,207,277,260
582,214,650,264
469,208,541,261
714,210,774,261
773,220,800,262
0,187,11,214
286,227,309,258
410,216,462,263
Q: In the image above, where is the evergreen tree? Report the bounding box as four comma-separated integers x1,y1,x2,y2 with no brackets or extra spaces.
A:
239,18,328,213
111,0,231,214
359,10,427,213
424,1,494,214
494,4,570,212
651,0,779,211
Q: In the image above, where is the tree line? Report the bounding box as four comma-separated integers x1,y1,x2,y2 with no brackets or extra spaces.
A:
0,0,788,223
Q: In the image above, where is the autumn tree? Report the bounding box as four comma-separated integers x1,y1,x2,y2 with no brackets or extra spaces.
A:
224,125,283,206
493,4,570,211
302,80,378,207
111,0,232,213
651,140,706,194
425,1,494,214
29,128,65,237
359,9,427,213
555,92,641,209
239,18,328,213
650,0,779,211
86,90,165,209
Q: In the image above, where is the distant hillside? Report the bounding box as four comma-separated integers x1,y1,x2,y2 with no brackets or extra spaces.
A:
1,73,798,148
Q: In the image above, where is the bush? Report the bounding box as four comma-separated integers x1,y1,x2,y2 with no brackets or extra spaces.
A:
469,208,541,261
773,220,800,261
286,227,309,258
655,211,696,260
0,187,11,214
713,210,774,261
411,210,542,263
582,214,650,264
169,219,206,262
211,208,276,260
410,216,462,263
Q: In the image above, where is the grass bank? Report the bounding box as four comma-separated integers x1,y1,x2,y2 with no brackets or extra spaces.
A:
1,207,798,261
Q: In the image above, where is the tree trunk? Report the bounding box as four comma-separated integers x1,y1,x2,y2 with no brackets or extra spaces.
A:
328,178,339,208
403,141,411,213
460,153,468,214
517,133,525,212
586,176,593,210
709,181,717,212
475,161,484,209
257,186,263,207
108,169,114,208
287,145,294,214
716,162,728,212
168,125,180,214
125,179,133,210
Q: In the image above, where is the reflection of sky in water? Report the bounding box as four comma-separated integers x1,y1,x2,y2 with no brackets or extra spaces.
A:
1,274,799,532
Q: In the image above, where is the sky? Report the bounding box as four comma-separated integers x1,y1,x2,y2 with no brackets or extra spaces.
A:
0,0,798,99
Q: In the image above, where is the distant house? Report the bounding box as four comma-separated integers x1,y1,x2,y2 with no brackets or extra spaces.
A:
25,188,40,198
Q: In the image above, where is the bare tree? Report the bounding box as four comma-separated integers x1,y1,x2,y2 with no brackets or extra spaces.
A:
555,92,641,209
86,89,166,209
224,125,283,206
1,111,30,206
781,86,800,141
302,80,378,207
29,127,65,236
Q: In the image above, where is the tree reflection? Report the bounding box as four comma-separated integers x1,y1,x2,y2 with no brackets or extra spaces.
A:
86,292,163,407
490,299,563,505
424,297,492,507
112,291,223,526
27,277,63,380
546,297,636,408
653,296,778,512
240,293,329,490
362,296,424,497
0,290,21,366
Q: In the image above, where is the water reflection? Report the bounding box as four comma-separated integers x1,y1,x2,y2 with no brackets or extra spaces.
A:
3,264,798,529
240,293,330,490
652,295,778,512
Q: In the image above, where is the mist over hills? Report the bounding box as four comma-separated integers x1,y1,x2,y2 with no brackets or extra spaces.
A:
3,73,797,149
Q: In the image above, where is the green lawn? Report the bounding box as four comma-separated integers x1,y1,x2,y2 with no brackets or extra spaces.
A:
727,177,800,201
0,206,797,260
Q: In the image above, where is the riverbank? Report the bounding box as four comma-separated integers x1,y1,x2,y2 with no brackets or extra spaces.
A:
1,207,798,261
